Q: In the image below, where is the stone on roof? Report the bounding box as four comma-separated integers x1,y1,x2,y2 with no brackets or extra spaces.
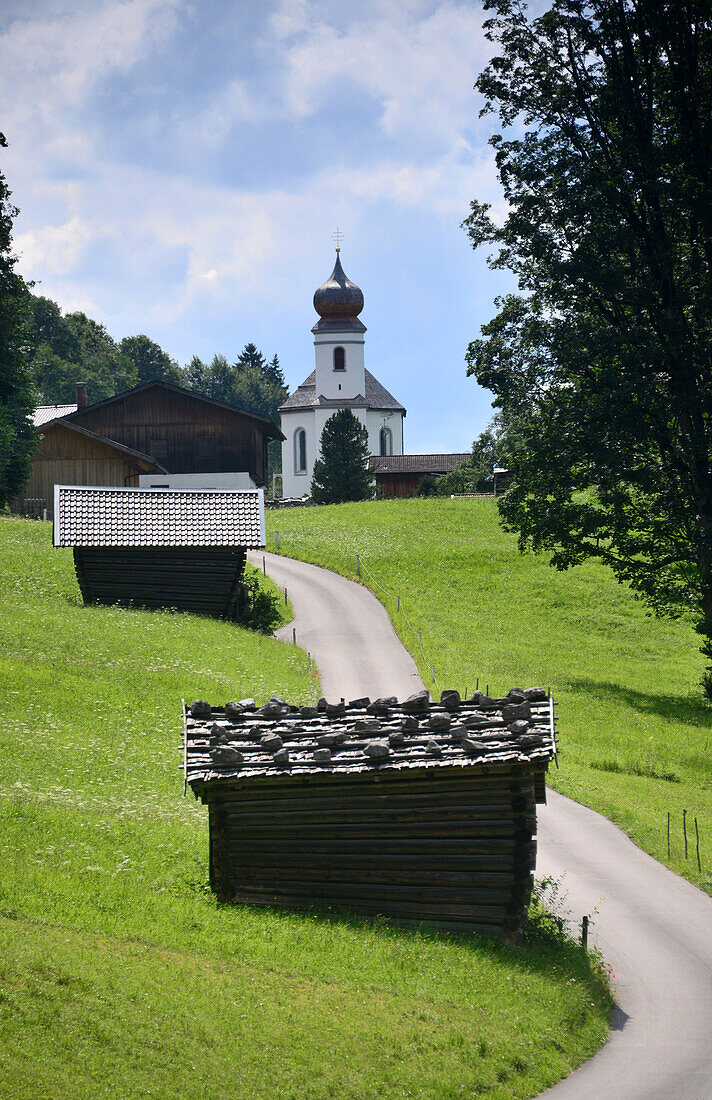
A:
33,404,78,427
184,686,555,787
279,369,405,413
369,454,470,474
54,486,265,548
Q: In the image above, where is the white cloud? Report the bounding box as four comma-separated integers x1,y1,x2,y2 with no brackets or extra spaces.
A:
275,3,489,149
15,214,95,275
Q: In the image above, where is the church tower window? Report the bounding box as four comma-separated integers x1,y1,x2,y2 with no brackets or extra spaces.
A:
379,427,392,456
333,346,346,370
294,428,307,474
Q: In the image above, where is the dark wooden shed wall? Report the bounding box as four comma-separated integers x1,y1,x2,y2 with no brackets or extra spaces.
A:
199,765,541,937
70,386,270,485
74,547,247,619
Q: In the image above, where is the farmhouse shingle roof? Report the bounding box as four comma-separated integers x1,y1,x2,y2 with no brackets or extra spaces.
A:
279,369,405,412
33,404,78,426
54,486,265,548
184,687,556,788
369,454,470,475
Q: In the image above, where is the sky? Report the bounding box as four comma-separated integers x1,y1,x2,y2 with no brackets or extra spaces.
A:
1,0,516,452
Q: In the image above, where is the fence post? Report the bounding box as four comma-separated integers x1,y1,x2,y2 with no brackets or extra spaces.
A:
262,555,266,576
581,915,589,949
356,553,360,578
284,587,288,605
292,627,296,645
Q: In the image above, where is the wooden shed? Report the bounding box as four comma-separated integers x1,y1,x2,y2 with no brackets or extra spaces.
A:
64,380,283,487
184,687,557,938
54,485,265,619
11,419,166,520
369,454,471,498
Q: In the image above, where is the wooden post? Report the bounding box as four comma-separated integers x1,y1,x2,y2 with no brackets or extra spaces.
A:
262,555,266,575
667,811,671,859
695,817,701,871
581,914,589,949
356,553,360,577
284,587,288,605
684,809,688,859
308,652,311,672
397,595,400,610
292,627,296,645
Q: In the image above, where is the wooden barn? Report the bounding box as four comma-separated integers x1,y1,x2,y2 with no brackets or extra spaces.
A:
184,686,557,938
54,485,265,619
12,418,166,520
64,380,282,486
369,454,470,498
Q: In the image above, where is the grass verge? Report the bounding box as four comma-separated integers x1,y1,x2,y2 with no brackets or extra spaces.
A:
264,497,712,896
0,515,610,1099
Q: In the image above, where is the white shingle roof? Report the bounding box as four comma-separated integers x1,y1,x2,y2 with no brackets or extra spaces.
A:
33,404,78,426
53,486,265,548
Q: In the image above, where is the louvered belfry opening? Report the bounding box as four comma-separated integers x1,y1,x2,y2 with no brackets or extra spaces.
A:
184,688,557,939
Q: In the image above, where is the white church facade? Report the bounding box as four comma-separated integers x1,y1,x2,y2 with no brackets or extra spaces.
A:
279,251,405,498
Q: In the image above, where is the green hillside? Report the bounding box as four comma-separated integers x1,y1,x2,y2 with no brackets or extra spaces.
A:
0,516,610,1099
265,497,712,896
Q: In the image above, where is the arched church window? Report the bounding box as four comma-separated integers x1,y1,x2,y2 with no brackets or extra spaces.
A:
379,427,392,456
295,428,307,474
333,346,346,371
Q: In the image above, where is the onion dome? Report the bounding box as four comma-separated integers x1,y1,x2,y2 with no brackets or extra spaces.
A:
313,251,364,321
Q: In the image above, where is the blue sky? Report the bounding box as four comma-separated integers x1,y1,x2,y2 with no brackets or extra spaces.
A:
1,0,514,452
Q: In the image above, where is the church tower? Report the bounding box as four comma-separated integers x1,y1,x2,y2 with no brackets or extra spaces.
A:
312,249,367,401
279,248,405,499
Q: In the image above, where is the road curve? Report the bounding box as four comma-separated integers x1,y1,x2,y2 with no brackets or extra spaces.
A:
250,550,712,1100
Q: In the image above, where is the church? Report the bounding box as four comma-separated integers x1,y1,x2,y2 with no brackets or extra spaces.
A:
279,250,405,498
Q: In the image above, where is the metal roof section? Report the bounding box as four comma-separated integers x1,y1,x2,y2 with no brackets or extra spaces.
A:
279,369,405,413
369,454,470,474
54,486,265,549
33,404,78,426
184,687,556,788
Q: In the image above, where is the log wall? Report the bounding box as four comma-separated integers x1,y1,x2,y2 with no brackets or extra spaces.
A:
201,766,540,937
74,547,247,619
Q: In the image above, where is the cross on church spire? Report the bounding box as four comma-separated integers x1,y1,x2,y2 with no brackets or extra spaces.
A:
332,227,343,252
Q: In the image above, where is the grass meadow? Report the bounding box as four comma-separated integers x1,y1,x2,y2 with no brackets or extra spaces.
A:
0,515,611,1099
265,497,712,896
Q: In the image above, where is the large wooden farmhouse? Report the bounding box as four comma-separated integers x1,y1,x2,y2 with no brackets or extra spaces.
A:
54,484,265,619
64,380,282,486
184,686,557,938
14,380,283,519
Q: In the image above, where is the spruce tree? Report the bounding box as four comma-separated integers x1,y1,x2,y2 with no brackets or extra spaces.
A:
310,409,374,504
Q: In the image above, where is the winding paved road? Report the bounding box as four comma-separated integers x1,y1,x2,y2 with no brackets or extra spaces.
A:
250,551,712,1099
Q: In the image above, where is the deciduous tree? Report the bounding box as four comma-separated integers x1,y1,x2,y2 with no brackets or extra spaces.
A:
466,0,712,692
0,133,35,507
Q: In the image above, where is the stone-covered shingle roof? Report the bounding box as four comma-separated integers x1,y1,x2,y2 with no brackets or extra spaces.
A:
54,486,265,548
33,404,78,426
279,369,405,413
369,454,470,475
184,687,556,787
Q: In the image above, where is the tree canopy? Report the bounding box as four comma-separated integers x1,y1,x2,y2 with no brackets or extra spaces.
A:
466,0,712,692
311,409,374,504
0,133,35,508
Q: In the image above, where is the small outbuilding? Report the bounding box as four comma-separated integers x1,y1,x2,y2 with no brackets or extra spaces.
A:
369,454,471,498
54,484,265,619
184,687,557,938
